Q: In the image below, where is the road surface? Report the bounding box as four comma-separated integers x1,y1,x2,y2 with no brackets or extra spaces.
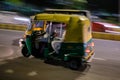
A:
0,29,120,80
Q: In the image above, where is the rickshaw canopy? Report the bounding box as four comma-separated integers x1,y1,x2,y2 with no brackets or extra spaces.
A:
32,13,92,43
35,13,70,23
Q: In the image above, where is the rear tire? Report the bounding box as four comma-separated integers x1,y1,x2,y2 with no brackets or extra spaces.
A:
69,59,80,70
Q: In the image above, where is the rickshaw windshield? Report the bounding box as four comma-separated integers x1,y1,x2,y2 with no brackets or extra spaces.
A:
27,20,44,30
34,20,44,28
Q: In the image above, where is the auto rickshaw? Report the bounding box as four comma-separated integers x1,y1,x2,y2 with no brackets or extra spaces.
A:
19,13,95,70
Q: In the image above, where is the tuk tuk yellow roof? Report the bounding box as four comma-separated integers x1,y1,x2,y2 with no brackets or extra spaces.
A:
31,13,92,43
35,13,70,23
35,13,88,23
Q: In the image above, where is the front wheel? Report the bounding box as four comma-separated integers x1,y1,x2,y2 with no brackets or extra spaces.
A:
21,45,31,57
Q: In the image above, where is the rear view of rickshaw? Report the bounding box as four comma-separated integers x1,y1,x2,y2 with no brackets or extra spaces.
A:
19,13,95,70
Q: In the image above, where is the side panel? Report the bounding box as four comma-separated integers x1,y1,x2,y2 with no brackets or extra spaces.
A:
59,43,85,56
64,15,92,43
64,16,84,43
59,38,94,61
25,36,32,54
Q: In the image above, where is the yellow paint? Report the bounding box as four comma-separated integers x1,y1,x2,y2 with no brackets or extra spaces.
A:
92,32,120,41
35,13,70,23
64,15,91,43
84,50,94,60
33,27,43,31
25,30,32,35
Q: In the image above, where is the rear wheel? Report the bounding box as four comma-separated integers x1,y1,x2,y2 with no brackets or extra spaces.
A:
22,46,31,57
69,59,80,70
79,62,88,71
68,59,88,71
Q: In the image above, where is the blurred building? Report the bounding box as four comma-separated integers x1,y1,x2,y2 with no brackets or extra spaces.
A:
24,0,73,9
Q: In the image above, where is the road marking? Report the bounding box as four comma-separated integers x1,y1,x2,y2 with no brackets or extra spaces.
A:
5,69,14,74
27,71,38,76
93,57,106,61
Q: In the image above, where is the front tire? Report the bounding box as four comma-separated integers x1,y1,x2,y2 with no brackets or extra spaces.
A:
22,45,31,57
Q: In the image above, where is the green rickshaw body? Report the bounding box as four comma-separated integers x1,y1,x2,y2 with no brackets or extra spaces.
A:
20,13,95,70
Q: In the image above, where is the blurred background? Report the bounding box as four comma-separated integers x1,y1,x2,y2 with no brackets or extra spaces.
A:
0,0,119,25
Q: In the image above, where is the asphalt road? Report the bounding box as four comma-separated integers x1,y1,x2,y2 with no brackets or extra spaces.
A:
0,29,120,80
